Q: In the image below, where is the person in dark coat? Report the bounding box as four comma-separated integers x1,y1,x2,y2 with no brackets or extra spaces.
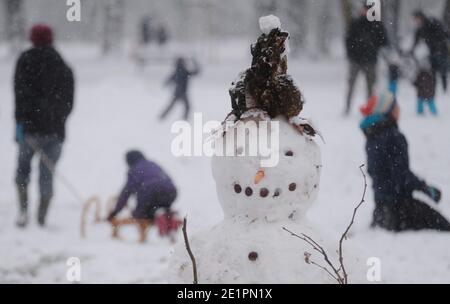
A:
360,92,450,232
14,24,74,228
411,11,450,92
345,5,389,115
159,57,200,121
139,16,153,45
388,63,400,97
156,25,169,47
413,58,437,115
107,151,178,242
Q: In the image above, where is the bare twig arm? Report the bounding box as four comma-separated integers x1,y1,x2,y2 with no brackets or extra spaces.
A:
282,227,344,284
182,217,198,284
338,164,368,284
283,164,368,285
310,261,340,282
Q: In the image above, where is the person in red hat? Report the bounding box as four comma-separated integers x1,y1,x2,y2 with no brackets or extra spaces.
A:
360,92,449,232
29,24,53,47
13,24,74,228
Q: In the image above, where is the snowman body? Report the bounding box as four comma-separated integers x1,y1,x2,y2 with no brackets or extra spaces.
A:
169,115,366,284
170,218,337,284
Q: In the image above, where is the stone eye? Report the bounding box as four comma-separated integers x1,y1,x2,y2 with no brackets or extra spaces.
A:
234,184,242,194
285,150,294,157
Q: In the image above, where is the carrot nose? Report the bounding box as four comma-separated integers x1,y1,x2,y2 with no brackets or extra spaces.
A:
254,170,265,184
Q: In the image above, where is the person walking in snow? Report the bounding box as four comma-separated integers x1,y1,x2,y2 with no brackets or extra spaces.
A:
156,25,169,47
159,57,200,121
359,92,450,232
411,11,450,92
14,24,74,228
413,57,438,116
107,151,178,243
345,4,389,115
139,16,153,46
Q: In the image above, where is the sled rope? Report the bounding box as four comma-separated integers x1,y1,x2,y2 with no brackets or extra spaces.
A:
25,137,85,202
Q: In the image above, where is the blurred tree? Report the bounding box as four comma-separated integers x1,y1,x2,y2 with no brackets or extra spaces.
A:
314,0,332,56
185,0,218,61
102,0,125,54
2,0,25,53
341,0,352,32
284,0,308,55
383,0,401,50
444,0,450,30
255,0,278,17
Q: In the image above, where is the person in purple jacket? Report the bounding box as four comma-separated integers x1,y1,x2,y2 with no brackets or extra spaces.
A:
107,150,177,242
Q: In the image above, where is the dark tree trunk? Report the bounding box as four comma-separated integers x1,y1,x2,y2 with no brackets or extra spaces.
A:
285,0,308,54
3,0,25,52
341,0,352,32
254,0,277,17
102,0,125,54
444,0,450,31
383,0,401,50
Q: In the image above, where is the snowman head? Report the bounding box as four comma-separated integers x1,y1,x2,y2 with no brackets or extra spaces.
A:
211,115,322,222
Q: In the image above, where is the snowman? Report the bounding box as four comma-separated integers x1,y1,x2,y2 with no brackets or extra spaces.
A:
169,16,367,284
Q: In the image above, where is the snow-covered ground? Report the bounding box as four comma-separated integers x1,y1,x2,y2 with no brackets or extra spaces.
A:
1,42,449,284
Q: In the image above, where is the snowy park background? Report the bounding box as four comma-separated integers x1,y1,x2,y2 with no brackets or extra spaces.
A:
1,0,450,283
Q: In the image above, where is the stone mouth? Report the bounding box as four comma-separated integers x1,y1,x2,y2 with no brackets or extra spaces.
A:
232,182,302,198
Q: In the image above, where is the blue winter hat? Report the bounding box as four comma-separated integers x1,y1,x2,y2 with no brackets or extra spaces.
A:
374,91,396,115
360,91,397,117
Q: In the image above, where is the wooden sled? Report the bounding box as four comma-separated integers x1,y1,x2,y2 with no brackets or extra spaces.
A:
80,196,152,243
80,196,102,239
110,217,153,243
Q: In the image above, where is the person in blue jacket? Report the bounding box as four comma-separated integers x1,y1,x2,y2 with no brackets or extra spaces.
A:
360,92,450,232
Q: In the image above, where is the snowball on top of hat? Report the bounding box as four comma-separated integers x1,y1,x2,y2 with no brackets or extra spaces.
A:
258,15,290,56
259,15,282,35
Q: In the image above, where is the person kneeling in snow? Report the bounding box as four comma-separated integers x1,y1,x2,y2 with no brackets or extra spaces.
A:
107,151,179,242
360,92,450,232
